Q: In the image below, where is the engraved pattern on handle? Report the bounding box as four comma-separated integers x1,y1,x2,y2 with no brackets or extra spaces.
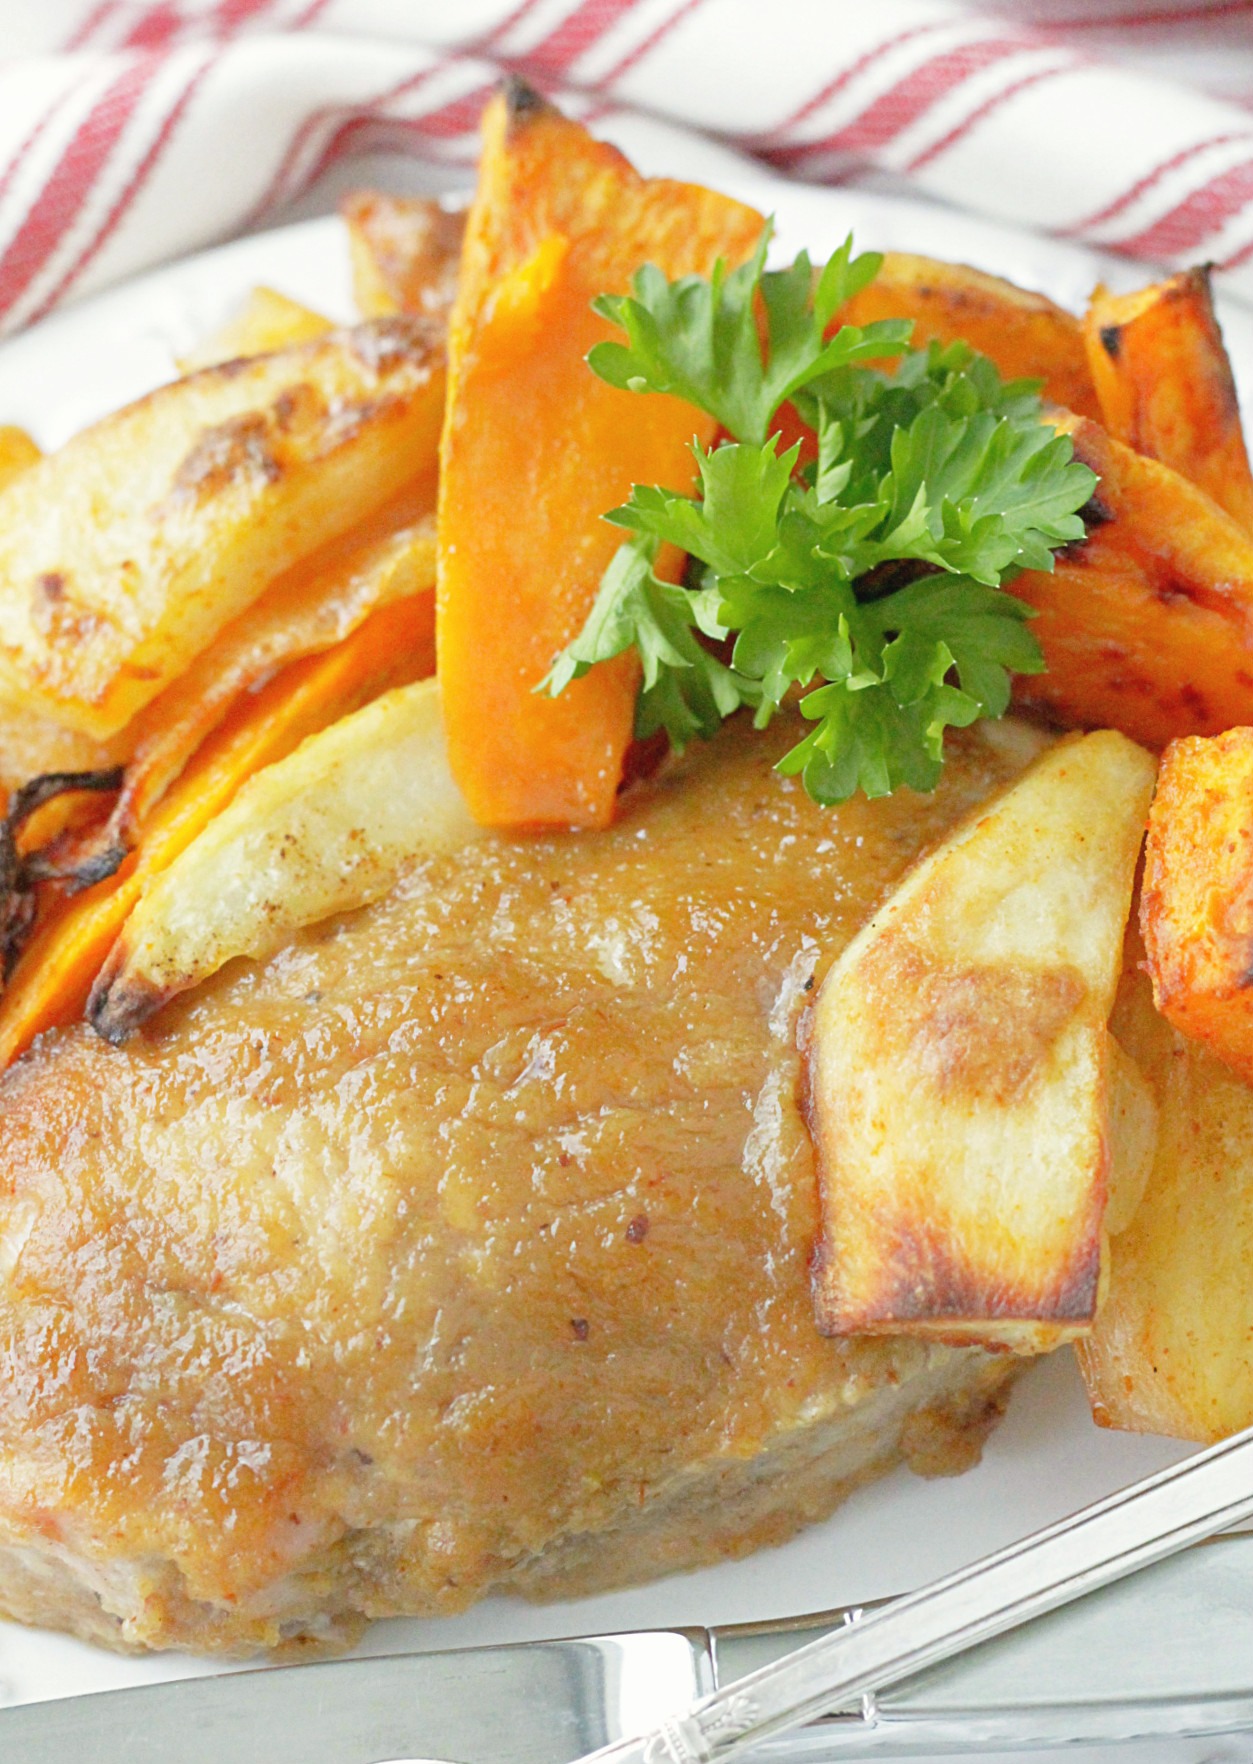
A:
699,1692,761,1742
643,1715,708,1764
587,1423,1253,1764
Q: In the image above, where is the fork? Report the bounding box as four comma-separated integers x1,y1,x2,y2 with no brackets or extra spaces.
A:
562,1419,1253,1764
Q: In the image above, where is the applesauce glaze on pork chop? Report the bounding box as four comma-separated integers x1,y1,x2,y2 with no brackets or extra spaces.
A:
0,710,1041,1654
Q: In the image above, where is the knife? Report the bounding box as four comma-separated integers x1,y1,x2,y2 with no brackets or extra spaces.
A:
2,1533,1252,1764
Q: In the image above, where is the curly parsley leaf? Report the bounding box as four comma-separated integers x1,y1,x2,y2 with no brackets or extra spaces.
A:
589,223,912,447
542,224,1097,805
778,576,1044,803
605,436,799,578
538,536,756,749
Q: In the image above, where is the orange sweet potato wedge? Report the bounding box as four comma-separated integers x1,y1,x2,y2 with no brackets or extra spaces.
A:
1140,727,1253,1083
1012,413,1253,749
1083,270,1253,535
437,82,763,829
0,594,435,1068
837,253,1099,417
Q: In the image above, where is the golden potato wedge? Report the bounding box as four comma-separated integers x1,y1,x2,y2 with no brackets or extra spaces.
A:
176,285,332,373
0,425,39,495
1078,946,1253,1442
1012,413,1253,749
0,316,444,739
341,191,465,321
89,678,481,1039
1101,1032,1158,1242
1083,270,1253,535
0,700,127,790
0,422,124,786
1139,726,1253,1082
0,493,434,817
0,423,115,783
837,252,1099,417
808,731,1157,1355
111,495,435,841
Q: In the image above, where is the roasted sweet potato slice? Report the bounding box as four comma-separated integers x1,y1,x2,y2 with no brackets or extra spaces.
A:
1012,413,1253,748
342,191,465,322
0,595,434,1069
437,82,763,829
1138,727,1253,1082
837,252,1099,417
0,316,444,739
1083,270,1253,535
1078,938,1253,1442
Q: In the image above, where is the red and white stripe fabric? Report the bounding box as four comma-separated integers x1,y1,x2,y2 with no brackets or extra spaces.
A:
2,0,1253,337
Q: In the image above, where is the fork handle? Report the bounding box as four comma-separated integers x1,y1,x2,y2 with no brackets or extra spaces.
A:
581,1423,1253,1764
713,1532,1253,1756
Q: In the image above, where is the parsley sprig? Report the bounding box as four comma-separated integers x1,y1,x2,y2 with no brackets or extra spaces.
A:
541,225,1097,804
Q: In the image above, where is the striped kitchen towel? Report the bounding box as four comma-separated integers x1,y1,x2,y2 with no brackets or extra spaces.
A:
0,0,1252,335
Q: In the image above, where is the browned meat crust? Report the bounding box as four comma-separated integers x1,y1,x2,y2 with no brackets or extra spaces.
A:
0,712,1037,1654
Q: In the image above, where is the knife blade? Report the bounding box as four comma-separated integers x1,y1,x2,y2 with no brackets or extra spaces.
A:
2,1534,1252,1764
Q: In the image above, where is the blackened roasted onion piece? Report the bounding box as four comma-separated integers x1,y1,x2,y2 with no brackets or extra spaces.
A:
0,766,125,978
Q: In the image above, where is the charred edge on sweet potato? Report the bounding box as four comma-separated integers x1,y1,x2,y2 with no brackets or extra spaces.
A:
0,767,125,979
503,74,554,130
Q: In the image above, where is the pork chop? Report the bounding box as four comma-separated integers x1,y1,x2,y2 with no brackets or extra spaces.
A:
0,710,1045,1655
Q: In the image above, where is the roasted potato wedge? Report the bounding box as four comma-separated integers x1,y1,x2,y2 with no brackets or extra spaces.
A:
438,81,763,830
0,316,444,739
808,731,1157,1354
0,596,434,1068
11,492,436,834
1013,413,1253,749
0,421,113,782
1078,944,1253,1442
1083,270,1253,534
342,191,465,321
837,252,1099,417
0,425,39,495
0,425,125,787
177,285,332,373
0,700,127,790
1139,727,1253,1082
90,678,480,1040
112,497,436,841
1101,1032,1159,1241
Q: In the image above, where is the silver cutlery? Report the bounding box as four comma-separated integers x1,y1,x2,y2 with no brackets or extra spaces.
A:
562,1420,1253,1764
3,1430,1253,1763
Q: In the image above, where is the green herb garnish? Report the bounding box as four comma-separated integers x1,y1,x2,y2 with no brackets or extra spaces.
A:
540,225,1096,804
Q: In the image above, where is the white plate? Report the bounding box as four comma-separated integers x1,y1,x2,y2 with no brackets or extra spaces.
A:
0,178,1242,1755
